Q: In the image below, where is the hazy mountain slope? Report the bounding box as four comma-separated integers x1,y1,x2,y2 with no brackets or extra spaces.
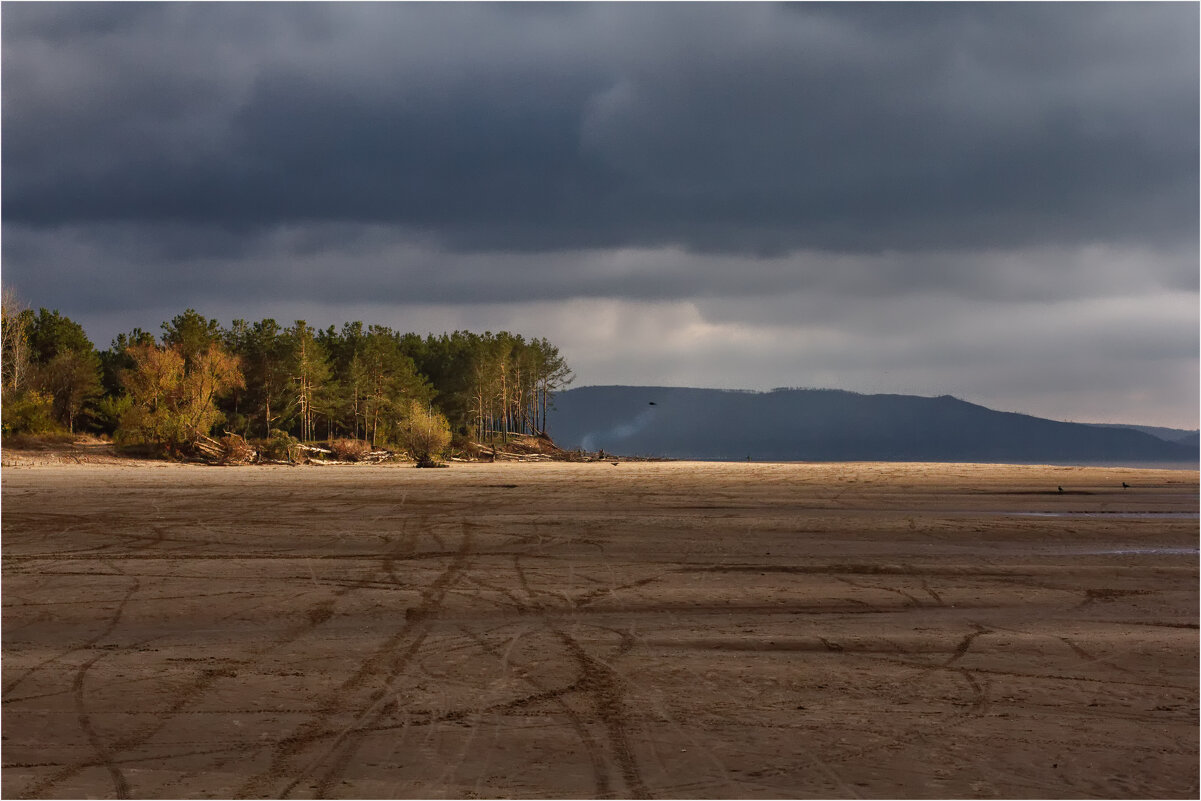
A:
1173,431,1199,451
547,386,1197,465
1086,423,1199,442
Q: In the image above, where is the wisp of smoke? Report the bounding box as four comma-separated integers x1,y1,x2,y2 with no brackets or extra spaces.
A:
581,407,658,452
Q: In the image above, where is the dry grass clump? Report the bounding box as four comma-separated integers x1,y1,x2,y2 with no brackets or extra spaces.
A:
329,438,373,462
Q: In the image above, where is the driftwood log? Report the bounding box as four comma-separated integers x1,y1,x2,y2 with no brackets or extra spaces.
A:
191,433,258,465
306,449,395,465
191,434,225,461
476,446,552,461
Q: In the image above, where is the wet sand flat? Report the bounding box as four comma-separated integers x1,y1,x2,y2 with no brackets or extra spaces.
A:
2,460,1198,798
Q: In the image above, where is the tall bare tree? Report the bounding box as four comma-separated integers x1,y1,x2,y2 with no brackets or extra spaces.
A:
1,288,32,392
285,321,330,443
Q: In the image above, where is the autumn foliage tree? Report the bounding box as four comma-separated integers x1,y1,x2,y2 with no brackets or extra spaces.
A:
116,342,244,454
400,400,452,467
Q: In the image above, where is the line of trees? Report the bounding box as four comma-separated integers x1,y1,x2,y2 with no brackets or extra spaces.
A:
1,296,573,456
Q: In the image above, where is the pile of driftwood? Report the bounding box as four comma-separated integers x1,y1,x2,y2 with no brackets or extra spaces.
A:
191,433,257,465
189,434,393,466
298,444,395,465
475,446,554,462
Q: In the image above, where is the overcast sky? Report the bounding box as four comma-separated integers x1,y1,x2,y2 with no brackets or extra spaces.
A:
3,3,1197,428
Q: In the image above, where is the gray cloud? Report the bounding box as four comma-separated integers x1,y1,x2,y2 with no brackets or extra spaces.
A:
6,222,1194,315
2,3,1196,428
4,3,1196,251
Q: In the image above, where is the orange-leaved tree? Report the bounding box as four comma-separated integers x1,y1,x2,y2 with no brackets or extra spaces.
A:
116,342,243,455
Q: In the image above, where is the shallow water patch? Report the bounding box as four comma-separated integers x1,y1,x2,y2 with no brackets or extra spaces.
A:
1010,511,1199,519
1056,546,1199,556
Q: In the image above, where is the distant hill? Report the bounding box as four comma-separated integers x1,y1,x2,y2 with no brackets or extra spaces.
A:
546,386,1198,466
1173,431,1200,451
1085,422,1199,443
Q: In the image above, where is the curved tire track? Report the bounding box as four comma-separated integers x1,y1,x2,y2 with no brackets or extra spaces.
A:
71,653,132,799
3,573,141,699
236,522,474,799
552,627,648,798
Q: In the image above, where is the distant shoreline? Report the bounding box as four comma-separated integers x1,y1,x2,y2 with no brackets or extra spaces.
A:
644,458,1200,471
2,448,1196,475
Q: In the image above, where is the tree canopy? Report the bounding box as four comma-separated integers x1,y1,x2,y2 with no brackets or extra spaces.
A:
1,300,574,456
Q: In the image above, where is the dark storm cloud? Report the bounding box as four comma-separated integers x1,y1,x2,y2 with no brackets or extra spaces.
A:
6,221,1194,318
3,3,1197,428
4,2,1197,254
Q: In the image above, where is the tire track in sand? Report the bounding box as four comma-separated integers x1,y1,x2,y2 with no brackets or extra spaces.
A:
236,522,474,799
3,572,141,699
512,553,649,798
450,623,614,797
552,627,648,799
12,568,141,799
71,652,132,798
945,623,992,666
20,546,395,800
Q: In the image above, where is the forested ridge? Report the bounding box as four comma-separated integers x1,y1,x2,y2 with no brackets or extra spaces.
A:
550,385,1197,465
1,292,573,460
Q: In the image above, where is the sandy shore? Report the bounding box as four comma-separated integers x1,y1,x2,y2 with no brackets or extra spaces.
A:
2,460,1197,798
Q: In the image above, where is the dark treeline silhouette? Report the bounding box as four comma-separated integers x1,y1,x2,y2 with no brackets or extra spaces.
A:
1,297,573,452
